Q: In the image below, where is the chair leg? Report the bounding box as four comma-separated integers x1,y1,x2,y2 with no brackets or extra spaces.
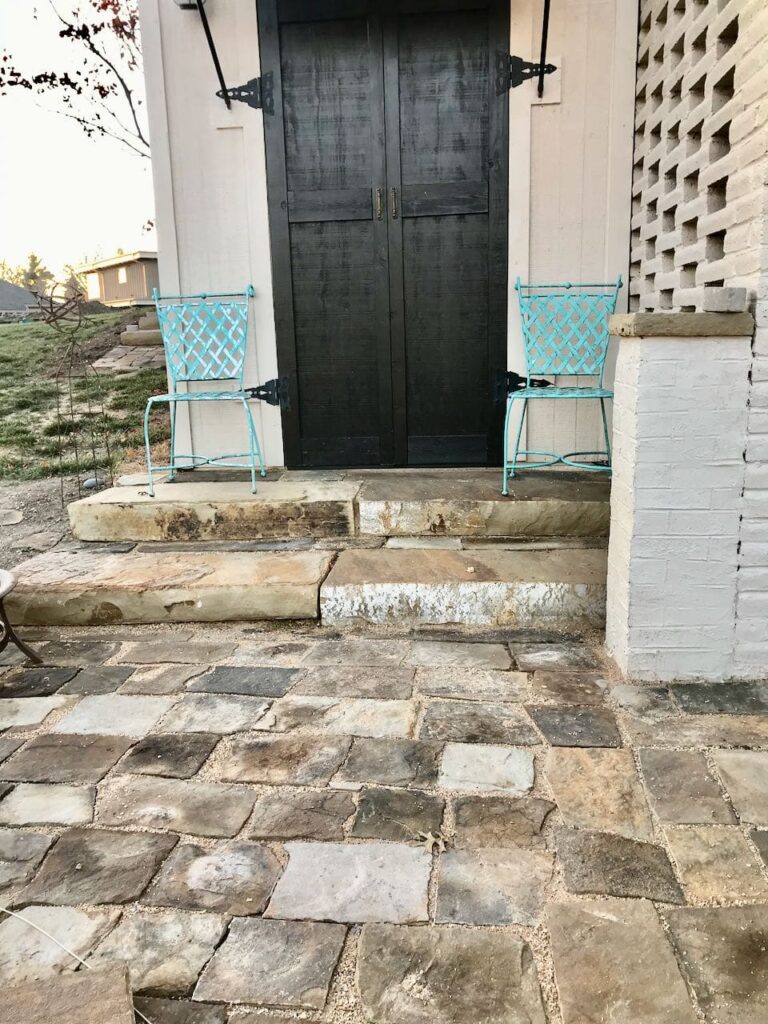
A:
240,398,260,493
502,396,514,496
510,397,528,481
143,398,156,498
600,398,612,466
0,599,42,665
168,399,178,483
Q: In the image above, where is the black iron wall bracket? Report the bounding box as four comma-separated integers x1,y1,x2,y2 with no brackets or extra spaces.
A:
195,0,273,114
217,73,274,115
496,52,557,94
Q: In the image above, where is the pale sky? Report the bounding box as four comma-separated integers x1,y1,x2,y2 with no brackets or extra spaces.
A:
0,0,156,278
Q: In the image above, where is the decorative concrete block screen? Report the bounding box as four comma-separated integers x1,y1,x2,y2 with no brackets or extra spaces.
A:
630,0,764,313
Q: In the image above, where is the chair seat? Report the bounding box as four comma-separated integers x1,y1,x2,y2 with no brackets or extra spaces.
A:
0,570,16,601
509,386,613,400
150,390,250,403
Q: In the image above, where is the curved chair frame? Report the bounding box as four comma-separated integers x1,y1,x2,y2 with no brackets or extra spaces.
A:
144,286,267,497
503,277,622,496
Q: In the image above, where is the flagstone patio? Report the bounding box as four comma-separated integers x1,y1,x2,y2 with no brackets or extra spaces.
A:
1,625,767,1023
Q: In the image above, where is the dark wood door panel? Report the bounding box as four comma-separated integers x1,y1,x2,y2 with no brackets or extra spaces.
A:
259,0,508,468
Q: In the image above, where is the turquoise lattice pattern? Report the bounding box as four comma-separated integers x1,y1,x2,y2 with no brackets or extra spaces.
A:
155,287,254,385
516,279,622,380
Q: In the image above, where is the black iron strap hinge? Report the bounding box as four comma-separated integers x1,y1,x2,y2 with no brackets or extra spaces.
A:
217,72,274,115
495,52,557,94
246,376,290,410
494,370,554,403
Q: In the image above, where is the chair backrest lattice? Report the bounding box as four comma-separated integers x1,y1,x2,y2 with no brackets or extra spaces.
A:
154,286,254,385
515,277,622,382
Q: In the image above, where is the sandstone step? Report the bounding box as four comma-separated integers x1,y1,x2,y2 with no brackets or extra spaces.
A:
138,311,159,330
120,327,163,347
320,548,607,629
356,469,609,537
7,549,333,626
70,471,609,544
69,480,361,542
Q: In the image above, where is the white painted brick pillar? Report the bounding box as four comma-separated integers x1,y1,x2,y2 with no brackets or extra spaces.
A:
605,312,754,681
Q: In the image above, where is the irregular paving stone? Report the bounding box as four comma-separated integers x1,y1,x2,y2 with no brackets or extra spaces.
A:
98,776,255,837
0,695,70,729
531,669,608,705
117,733,219,779
0,666,78,697
158,693,270,734
220,735,351,785
0,737,22,764
751,829,768,865
0,734,134,784
351,787,444,841
226,639,312,668
40,640,120,665
419,701,539,745
439,742,535,794
52,695,176,737
712,750,768,823
21,827,177,905
144,841,282,915
59,666,135,695
557,827,683,902
549,900,697,1024
671,680,768,715
265,841,431,923
117,641,235,665
528,705,621,747
90,909,226,995
357,923,546,1024
639,748,735,824
264,696,414,738
415,667,527,702
4,964,134,1024
120,664,204,695
194,917,346,1009
0,782,11,801
546,748,652,839
663,906,768,1024
134,997,226,1024
249,787,356,840
331,737,441,790
0,829,53,889
0,783,93,825
436,847,553,925
0,905,119,985
293,665,415,699
188,665,299,697
451,795,554,849
303,638,410,667
623,713,768,749
665,825,768,901
611,683,675,721
511,642,600,672
407,641,512,670
133,998,226,1024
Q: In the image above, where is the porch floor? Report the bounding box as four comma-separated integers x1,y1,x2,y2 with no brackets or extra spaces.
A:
1,624,767,1022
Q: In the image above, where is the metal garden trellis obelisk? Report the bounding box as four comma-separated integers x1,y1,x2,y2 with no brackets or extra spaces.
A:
36,287,115,504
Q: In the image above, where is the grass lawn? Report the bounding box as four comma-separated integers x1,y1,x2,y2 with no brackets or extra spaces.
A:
0,313,170,480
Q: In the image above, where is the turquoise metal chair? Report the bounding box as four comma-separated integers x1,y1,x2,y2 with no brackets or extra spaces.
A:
502,276,622,495
144,286,266,497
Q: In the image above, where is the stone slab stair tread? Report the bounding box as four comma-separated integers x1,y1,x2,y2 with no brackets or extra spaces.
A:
119,327,163,347
7,549,333,625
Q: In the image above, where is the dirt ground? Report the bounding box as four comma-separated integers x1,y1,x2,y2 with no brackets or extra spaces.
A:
0,477,78,571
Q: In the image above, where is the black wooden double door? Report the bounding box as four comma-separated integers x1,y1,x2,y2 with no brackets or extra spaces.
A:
259,0,509,467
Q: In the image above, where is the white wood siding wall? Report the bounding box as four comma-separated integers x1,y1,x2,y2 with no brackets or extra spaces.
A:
139,0,637,468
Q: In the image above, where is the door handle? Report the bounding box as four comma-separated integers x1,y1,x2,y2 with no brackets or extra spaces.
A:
375,187,383,221
391,187,399,219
